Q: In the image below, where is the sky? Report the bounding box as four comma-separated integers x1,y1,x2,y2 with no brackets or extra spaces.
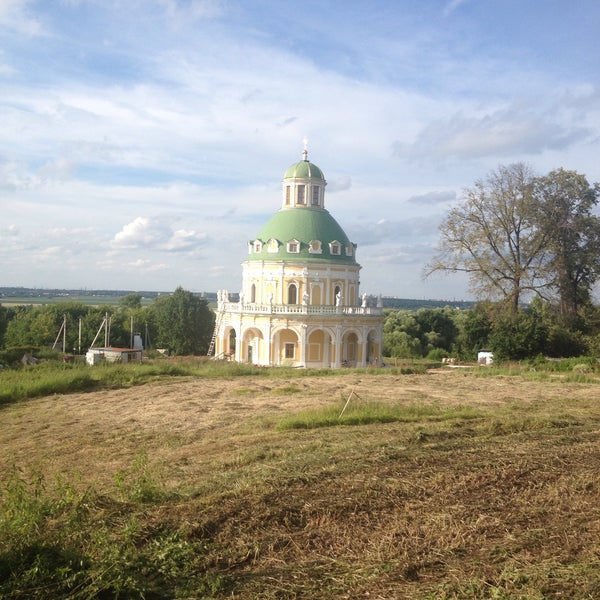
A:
1,0,599,300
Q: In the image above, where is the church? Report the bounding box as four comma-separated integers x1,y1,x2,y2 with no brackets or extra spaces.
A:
211,147,384,368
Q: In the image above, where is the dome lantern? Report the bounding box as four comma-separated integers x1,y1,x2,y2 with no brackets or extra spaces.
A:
282,144,326,210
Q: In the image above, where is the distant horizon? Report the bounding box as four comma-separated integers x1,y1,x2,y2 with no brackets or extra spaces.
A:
0,286,475,305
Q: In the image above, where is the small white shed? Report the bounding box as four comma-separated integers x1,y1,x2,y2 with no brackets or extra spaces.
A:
477,350,494,366
86,347,143,365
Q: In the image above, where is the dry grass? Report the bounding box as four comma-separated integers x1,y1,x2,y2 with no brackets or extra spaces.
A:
2,368,600,598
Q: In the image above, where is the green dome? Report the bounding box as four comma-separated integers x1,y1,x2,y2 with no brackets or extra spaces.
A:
284,159,324,180
249,207,357,264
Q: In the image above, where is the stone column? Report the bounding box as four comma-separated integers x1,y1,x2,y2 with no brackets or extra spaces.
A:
359,325,368,367
333,325,342,368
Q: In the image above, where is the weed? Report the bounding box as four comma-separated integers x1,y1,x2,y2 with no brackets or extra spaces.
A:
276,400,482,430
273,384,302,395
113,450,169,504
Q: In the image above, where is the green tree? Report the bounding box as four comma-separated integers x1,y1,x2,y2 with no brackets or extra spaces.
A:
383,330,422,358
532,168,600,322
0,304,14,349
383,308,459,358
488,310,548,361
413,308,458,353
454,302,493,360
427,163,547,312
151,287,214,355
119,293,143,309
383,311,422,358
4,305,35,347
1,303,141,353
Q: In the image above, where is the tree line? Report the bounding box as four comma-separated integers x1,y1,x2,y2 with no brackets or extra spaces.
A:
382,299,600,362
0,287,214,358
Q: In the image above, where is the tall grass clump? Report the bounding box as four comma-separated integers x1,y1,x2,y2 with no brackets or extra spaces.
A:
0,466,91,598
0,359,248,406
0,464,220,599
277,400,482,430
113,450,172,504
0,365,97,405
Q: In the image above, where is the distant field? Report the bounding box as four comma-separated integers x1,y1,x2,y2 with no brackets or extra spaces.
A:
0,294,127,306
0,287,472,309
2,366,600,598
0,292,170,307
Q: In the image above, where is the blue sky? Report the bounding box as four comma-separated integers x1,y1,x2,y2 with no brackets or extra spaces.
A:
1,0,599,299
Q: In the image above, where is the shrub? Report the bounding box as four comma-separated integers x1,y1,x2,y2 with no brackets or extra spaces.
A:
426,348,446,361
0,346,41,367
572,363,593,374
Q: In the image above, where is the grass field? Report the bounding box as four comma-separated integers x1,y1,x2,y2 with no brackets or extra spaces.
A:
0,294,152,307
1,363,600,598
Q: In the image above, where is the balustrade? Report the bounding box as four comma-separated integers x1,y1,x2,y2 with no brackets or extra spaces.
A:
218,302,383,316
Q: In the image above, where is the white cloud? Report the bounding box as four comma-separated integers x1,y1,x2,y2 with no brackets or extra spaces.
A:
394,104,594,162
349,216,438,247
112,217,171,249
407,190,456,205
0,51,15,77
164,228,207,252
0,0,42,36
38,157,76,181
111,216,208,253
327,176,353,193
157,0,223,26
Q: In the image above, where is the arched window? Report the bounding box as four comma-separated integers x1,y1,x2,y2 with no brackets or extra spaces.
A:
288,283,298,304
311,186,320,206
250,283,256,303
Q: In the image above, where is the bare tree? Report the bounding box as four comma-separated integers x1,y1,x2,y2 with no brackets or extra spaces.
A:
426,163,548,312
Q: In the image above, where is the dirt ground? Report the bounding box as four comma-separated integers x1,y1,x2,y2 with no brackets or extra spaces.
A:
3,370,598,490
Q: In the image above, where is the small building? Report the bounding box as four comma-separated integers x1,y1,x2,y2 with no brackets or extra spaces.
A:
478,350,494,366
86,347,143,365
